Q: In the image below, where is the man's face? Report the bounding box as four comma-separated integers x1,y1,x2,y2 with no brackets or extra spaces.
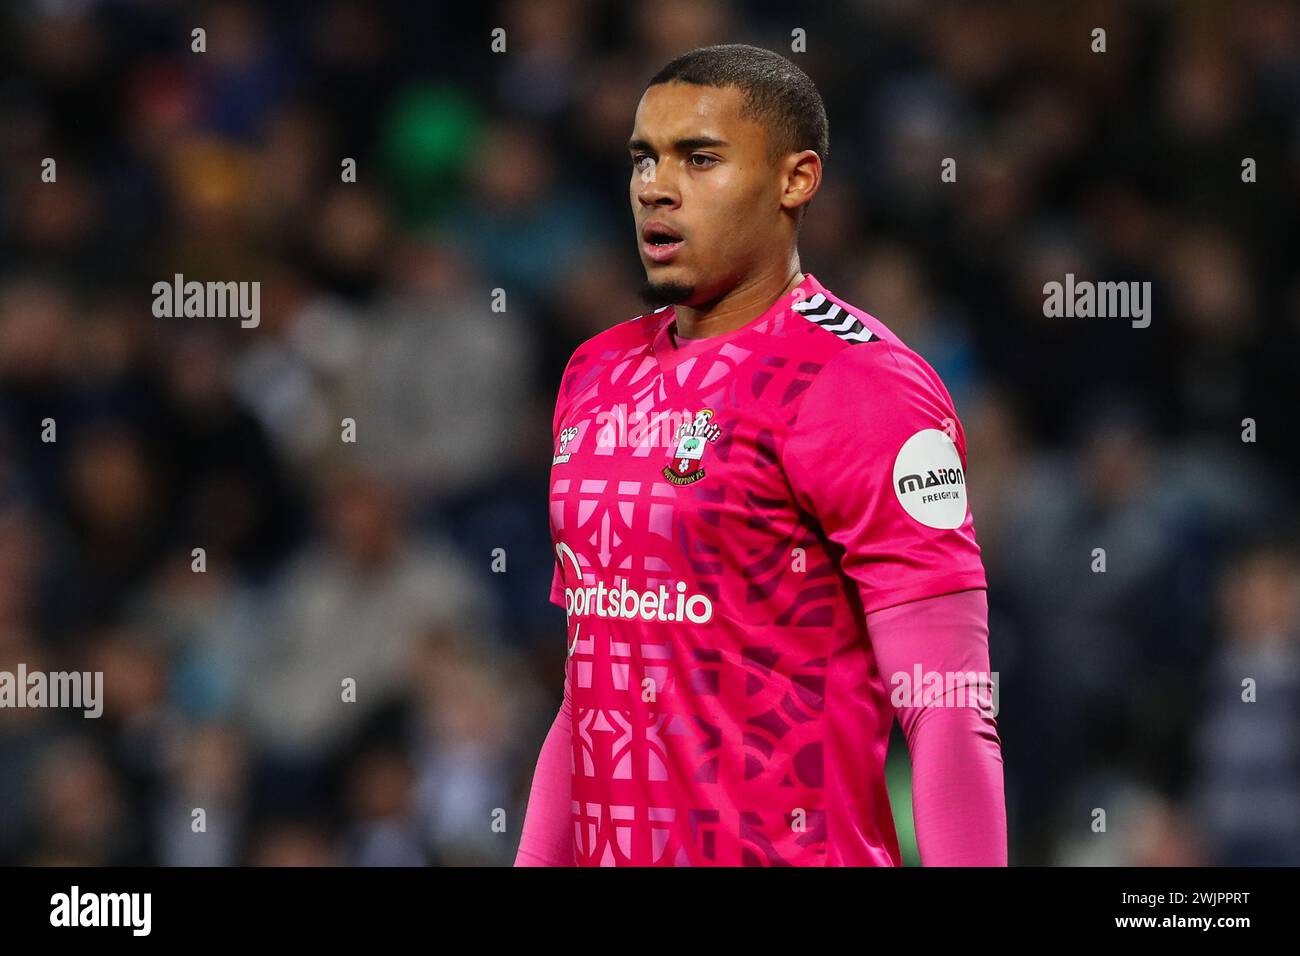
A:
628,82,783,307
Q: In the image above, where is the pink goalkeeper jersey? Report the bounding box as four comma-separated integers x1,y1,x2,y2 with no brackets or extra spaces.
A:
547,271,988,866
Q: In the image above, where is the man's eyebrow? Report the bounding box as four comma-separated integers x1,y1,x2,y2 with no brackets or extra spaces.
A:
626,136,730,153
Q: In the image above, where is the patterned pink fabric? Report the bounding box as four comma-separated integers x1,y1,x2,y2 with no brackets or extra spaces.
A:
517,589,1005,865
520,272,1001,865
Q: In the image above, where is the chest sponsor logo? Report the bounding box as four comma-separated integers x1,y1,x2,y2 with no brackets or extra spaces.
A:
892,427,969,529
662,408,721,485
555,542,713,656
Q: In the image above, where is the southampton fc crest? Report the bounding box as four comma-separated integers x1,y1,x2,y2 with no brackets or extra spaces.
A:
662,408,722,485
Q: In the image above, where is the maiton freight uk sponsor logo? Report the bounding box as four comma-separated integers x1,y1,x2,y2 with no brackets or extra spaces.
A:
892,428,970,529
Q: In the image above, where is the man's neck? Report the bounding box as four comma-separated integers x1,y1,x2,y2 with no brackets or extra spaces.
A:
674,261,804,341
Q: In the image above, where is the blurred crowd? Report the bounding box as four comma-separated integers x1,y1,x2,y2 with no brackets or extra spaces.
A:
0,0,1298,866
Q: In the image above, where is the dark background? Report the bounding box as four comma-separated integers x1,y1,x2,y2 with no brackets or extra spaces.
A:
0,0,1297,865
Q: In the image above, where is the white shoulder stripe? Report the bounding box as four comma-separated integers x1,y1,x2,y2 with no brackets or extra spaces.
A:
792,291,877,344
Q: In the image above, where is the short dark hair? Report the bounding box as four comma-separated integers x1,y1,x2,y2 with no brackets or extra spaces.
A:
646,44,829,167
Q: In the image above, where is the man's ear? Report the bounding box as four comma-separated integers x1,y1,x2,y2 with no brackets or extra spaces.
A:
782,149,821,216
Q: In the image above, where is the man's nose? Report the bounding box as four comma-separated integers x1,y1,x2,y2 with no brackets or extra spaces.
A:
636,165,678,206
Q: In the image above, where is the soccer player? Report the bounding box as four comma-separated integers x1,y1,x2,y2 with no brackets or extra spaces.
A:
516,44,1006,866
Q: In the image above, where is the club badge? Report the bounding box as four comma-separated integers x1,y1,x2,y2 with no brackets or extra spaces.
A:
662,409,721,485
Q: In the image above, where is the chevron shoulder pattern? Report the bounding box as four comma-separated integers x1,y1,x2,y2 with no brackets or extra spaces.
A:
791,291,877,344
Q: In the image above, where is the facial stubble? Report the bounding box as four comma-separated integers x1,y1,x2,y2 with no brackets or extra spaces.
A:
637,278,696,308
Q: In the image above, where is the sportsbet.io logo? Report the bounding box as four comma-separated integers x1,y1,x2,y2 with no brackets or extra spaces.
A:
555,541,714,658
892,428,968,529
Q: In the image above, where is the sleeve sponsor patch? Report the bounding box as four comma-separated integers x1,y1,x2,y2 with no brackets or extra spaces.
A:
891,428,968,529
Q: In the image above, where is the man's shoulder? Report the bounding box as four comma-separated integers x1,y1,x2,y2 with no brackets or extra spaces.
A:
792,278,896,335
788,290,941,396
779,284,959,437
564,306,666,367
553,307,666,408
783,300,969,476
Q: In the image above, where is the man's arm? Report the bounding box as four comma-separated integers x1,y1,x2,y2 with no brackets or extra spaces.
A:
867,587,1007,865
514,673,574,866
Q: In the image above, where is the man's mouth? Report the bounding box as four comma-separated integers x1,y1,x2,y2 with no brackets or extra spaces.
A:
642,221,685,263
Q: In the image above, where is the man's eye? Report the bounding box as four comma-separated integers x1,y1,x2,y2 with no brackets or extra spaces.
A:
689,154,718,168
630,155,654,171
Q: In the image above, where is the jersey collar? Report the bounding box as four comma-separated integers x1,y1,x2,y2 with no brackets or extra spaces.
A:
645,272,825,374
